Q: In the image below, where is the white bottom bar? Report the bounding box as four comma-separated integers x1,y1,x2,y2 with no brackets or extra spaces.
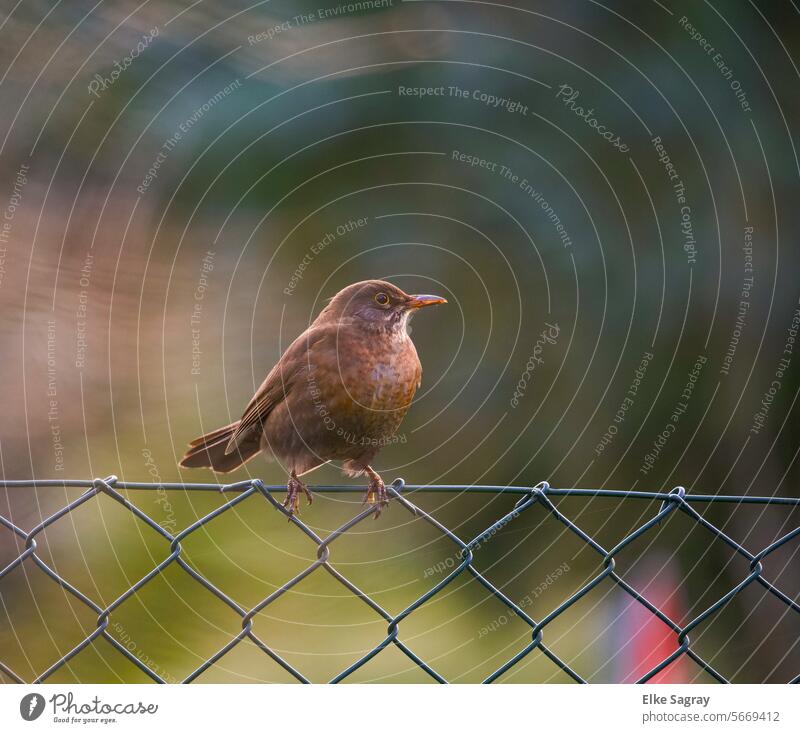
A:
0,684,796,732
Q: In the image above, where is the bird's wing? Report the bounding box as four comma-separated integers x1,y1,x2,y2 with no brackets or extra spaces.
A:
225,323,332,454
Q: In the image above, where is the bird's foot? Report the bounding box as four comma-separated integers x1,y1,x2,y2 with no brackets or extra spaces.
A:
363,474,389,518
283,474,313,517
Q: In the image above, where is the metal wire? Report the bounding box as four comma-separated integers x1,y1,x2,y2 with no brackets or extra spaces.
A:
1,477,799,684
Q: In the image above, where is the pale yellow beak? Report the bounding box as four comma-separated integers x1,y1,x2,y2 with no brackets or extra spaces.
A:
406,294,447,309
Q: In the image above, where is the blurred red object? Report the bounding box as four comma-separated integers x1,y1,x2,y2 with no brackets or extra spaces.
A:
609,554,690,683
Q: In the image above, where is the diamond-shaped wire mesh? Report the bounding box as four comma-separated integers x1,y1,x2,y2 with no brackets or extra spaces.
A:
1,477,799,684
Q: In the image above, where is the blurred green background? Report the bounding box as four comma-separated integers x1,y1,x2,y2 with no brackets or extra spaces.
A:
1,0,799,683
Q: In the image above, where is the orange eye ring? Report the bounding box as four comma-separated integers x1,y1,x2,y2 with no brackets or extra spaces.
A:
374,292,390,306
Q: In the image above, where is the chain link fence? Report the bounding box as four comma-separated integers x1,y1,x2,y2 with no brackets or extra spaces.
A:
1,477,799,684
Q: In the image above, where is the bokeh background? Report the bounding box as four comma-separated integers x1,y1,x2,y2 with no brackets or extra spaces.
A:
1,0,800,683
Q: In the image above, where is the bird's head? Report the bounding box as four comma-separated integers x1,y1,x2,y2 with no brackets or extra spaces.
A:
320,279,447,332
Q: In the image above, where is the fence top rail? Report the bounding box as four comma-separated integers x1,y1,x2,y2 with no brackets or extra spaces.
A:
1,477,799,506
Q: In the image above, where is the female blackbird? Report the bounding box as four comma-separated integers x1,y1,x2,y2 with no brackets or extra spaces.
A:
179,279,446,515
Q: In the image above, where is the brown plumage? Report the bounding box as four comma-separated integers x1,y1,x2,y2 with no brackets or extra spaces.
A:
179,279,446,515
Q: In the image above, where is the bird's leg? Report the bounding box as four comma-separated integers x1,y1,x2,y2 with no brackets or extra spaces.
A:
362,466,389,518
283,470,313,516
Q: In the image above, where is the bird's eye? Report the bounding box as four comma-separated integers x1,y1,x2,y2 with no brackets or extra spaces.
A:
374,292,390,306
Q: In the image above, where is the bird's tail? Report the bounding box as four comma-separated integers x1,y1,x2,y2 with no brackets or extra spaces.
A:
179,421,259,473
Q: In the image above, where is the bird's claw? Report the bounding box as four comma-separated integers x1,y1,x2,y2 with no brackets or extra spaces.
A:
283,475,313,518
363,476,389,518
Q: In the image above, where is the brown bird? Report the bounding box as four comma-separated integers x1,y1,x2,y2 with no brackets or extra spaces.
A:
180,279,446,516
